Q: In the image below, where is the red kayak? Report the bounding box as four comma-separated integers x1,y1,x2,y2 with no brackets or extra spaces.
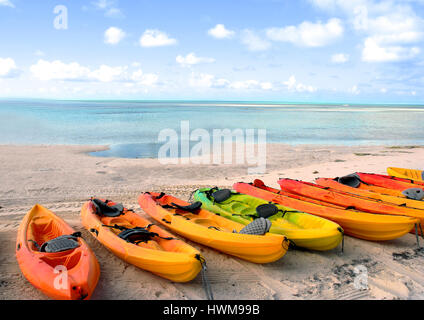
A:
356,172,424,191
367,172,424,186
278,178,424,234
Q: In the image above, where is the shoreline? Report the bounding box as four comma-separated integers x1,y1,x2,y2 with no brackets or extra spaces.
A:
1,143,424,300
1,142,422,160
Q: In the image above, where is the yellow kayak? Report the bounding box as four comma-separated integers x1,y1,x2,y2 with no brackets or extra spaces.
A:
138,192,290,264
81,198,202,283
387,167,423,182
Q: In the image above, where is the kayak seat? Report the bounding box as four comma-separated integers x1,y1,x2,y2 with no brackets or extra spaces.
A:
40,233,81,253
239,218,272,235
212,189,232,203
337,173,361,188
92,198,124,217
170,202,202,213
256,204,279,219
402,188,424,201
118,227,159,244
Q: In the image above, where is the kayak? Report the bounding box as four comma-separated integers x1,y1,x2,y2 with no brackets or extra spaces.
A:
138,192,289,264
316,178,424,210
81,198,202,282
377,173,424,187
234,180,419,241
388,167,424,182
356,172,424,193
193,188,343,251
279,178,424,233
16,204,100,300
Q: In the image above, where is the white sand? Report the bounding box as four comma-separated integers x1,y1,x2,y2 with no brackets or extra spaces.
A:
1,144,424,300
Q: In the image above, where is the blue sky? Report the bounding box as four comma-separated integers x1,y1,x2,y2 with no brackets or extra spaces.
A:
0,0,423,103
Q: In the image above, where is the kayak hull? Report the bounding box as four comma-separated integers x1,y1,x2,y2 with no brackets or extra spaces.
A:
387,167,423,182
16,204,100,300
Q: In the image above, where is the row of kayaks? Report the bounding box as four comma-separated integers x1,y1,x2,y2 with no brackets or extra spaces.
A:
15,167,424,300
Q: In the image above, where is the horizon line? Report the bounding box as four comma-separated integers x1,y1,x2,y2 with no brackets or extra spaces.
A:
1,97,424,107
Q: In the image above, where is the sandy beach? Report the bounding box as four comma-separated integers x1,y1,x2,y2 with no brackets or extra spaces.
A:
2,144,424,300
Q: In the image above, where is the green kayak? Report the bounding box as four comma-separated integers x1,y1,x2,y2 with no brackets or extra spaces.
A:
193,187,343,251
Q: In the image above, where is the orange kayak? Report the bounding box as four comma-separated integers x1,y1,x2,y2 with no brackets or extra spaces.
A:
357,183,406,197
81,198,202,282
16,204,100,300
279,178,424,233
233,180,418,241
356,172,424,192
316,178,424,210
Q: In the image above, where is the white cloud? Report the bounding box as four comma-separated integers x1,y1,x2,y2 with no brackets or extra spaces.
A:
266,18,344,47
283,76,317,92
0,0,14,7
188,73,273,90
105,7,124,18
0,57,18,78
93,0,112,10
90,65,127,82
189,73,224,88
176,53,215,66
356,7,423,62
380,88,387,93
208,24,235,39
30,59,160,86
34,50,45,57
229,80,274,90
104,27,126,45
260,82,273,90
93,0,123,18
349,85,360,95
331,53,349,63
362,37,420,62
130,69,159,86
240,30,271,51
30,60,91,81
139,29,177,47
310,0,424,63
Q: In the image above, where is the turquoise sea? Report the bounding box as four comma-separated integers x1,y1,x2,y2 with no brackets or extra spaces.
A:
1,99,423,158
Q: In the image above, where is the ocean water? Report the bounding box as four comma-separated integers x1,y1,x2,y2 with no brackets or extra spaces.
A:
1,99,423,158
